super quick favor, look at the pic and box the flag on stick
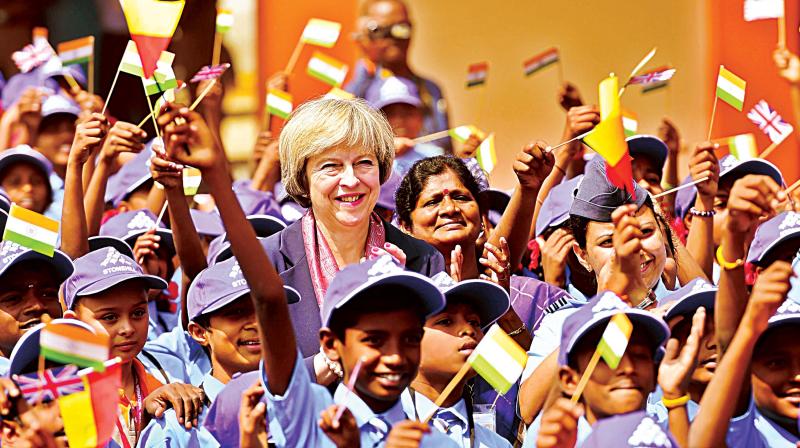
[142,51,178,95]
[58,359,121,448]
[622,109,638,137]
[523,48,559,77]
[627,66,676,86]
[748,99,793,144]
[2,205,59,256]
[467,325,527,394]
[728,133,758,160]
[57,36,94,66]
[466,62,489,88]
[716,66,747,111]
[16,365,83,404]
[597,313,634,369]
[744,0,784,21]
[642,80,670,94]
[40,323,109,372]
[267,89,293,120]
[12,42,55,73]
[190,63,230,83]
[307,51,348,87]
[449,125,486,143]
[216,8,234,33]
[476,133,497,173]
[300,18,342,48]
[120,0,185,79]
[183,167,202,196]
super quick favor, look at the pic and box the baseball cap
[0,188,11,213]
[764,299,800,332]
[432,274,510,330]
[559,291,669,367]
[321,255,445,327]
[581,410,677,448]
[365,76,423,110]
[535,175,583,237]
[99,209,174,256]
[661,278,716,322]
[569,156,648,222]
[0,240,73,284]
[187,257,300,321]
[627,135,668,173]
[377,170,402,211]
[104,141,153,207]
[8,319,99,376]
[206,215,286,264]
[87,235,135,259]
[190,209,225,238]
[62,247,168,309]
[747,211,800,267]
[40,94,80,120]
[232,184,283,219]
[479,188,511,227]
[0,145,54,180]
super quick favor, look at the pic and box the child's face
[752,326,800,421]
[669,313,717,386]
[2,399,66,447]
[196,296,261,376]
[419,302,483,381]
[0,261,62,356]
[72,280,149,363]
[338,309,423,410]
[383,103,424,139]
[632,156,663,197]
[34,115,75,170]
[1,163,49,214]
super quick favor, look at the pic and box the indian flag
[467,325,527,394]
[523,47,559,77]
[716,66,747,111]
[728,133,758,161]
[142,50,177,95]
[622,109,638,137]
[40,323,109,372]
[466,62,488,88]
[216,8,234,33]
[57,36,94,66]
[307,51,348,87]
[597,313,633,369]
[183,167,202,196]
[476,133,497,173]
[3,205,59,257]
[119,40,145,77]
[300,18,342,48]
[267,88,293,119]
[449,125,485,143]
[325,87,355,100]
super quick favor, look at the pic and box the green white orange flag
[622,109,638,137]
[716,65,747,111]
[728,133,758,160]
[307,51,348,87]
[119,40,145,77]
[120,0,185,79]
[40,322,110,371]
[2,205,59,257]
[300,18,342,48]
[267,88,293,120]
[449,125,486,143]
[467,324,527,394]
[57,36,94,66]
[476,133,497,173]
[216,8,234,34]
[59,359,121,448]
[523,47,559,77]
[597,313,634,369]
[142,50,178,95]
[183,167,202,196]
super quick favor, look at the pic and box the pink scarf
[302,210,386,306]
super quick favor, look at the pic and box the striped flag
[2,205,59,257]
[57,36,94,66]
[142,55,178,95]
[523,47,559,77]
[476,133,497,173]
[449,125,486,143]
[120,0,185,79]
[216,8,234,33]
[190,63,230,83]
[16,365,83,404]
[622,109,638,137]
[597,313,634,369]
[748,100,794,144]
[12,41,55,73]
[183,167,202,196]
[32,27,49,45]
[267,89,293,119]
[40,323,109,372]
[627,66,676,86]
[325,87,355,100]
[307,51,348,87]
[728,133,758,161]
[58,359,121,448]
[744,0,784,21]
[716,66,747,111]
[300,18,342,48]
[467,324,527,394]
[119,40,145,77]
[466,62,488,88]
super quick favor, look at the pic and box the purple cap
[8,319,99,376]
[0,188,11,213]
[40,94,80,120]
[582,410,677,448]
[232,183,283,219]
[0,240,73,284]
[747,211,800,266]
[569,156,648,222]
[765,299,800,331]
[462,157,490,192]
[205,215,286,265]
[187,257,300,321]
[627,135,668,173]
[62,247,168,309]
[1,67,58,108]
[321,255,445,327]
[559,291,669,367]
[190,209,224,238]
[535,175,583,237]
[479,188,511,227]
[661,278,716,322]
[377,170,402,211]
[104,142,153,207]
[365,76,423,110]
[433,275,510,330]
[673,175,696,220]
[99,209,174,255]
[0,145,54,180]
[87,235,135,259]
[39,56,87,87]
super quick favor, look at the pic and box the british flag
[12,41,56,73]
[627,66,676,86]
[748,100,794,144]
[190,63,231,83]
[15,365,84,404]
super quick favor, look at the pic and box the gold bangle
[507,323,527,337]
[661,394,690,409]
[716,246,745,270]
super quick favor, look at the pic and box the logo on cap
[627,416,672,447]
[779,212,800,231]
[591,292,628,313]
[229,261,246,288]
[100,248,136,275]
[127,211,156,230]
[720,156,739,171]
[776,300,800,315]
[380,77,411,98]
[0,241,23,265]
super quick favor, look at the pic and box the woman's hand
[69,113,108,165]
[658,307,705,400]
[143,383,205,429]
[449,244,463,282]
[239,382,269,448]
[319,405,360,448]
[480,237,511,291]
[541,228,575,288]
[149,151,184,191]
[513,141,555,191]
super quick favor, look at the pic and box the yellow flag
[583,75,627,166]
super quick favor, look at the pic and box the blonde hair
[279,97,395,208]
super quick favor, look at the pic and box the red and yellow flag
[120,0,185,79]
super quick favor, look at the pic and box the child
[32,95,80,182]
[0,145,54,216]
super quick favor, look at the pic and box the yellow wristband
[716,246,745,270]
[662,394,691,409]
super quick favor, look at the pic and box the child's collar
[332,383,405,429]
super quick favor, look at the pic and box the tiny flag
[3,205,59,256]
[627,66,676,86]
[183,167,202,196]
[57,36,94,66]
[16,365,83,404]
[597,313,634,369]
[267,88,293,120]
[728,133,758,161]
[59,359,122,448]
[449,125,486,143]
[523,47,559,77]
[216,8,234,34]
[40,323,109,372]
[12,41,55,73]
[190,63,230,83]
[32,27,49,45]
[748,99,794,144]
[142,50,178,96]
[744,0,784,21]
[467,324,527,394]
[642,80,669,94]
[466,62,489,88]
[300,18,342,48]
[120,0,185,79]
[325,87,355,100]
[622,109,638,137]
[716,66,747,111]
[307,51,348,87]
[476,133,497,173]
[119,40,145,77]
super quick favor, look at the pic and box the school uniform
[45,173,64,220]
[139,325,210,385]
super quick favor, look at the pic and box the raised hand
[132,229,163,275]
[659,307,706,400]
[689,142,720,206]
[319,405,360,448]
[658,118,681,155]
[149,151,184,191]
[454,134,482,159]
[726,175,784,235]
[100,121,147,164]
[70,86,104,115]
[773,47,800,85]
[239,382,269,448]
[143,382,205,429]
[745,261,793,335]
[69,113,108,165]
[480,237,512,290]
[565,105,600,139]
[267,71,289,92]
[541,228,575,288]
[536,398,583,448]
[558,82,584,111]
[513,141,556,191]
[158,104,222,171]
[601,204,649,301]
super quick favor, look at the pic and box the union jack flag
[190,63,231,83]
[747,100,794,144]
[627,66,676,86]
[15,365,84,404]
[12,41,56,73]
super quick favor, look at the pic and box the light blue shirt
[753,403,800,447]
[44,173,63,221]
[522,411,592,448]
[394,143,444,176]
[262,353,458,448]
[140,325,210,385]
[400,389,511,448]
[0,356,8,377]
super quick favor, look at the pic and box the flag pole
[101,67,121,115]
[778,14,787,49]
[546,130,593,152]
[619,47,657,98]
[284,40,305,75]
[141,82,161,139]
[760,141,780,159]
[212,31,222,66]
[413,129,451,144]
[785,177,800,195]
[137,110,153,128]
[189,79,217,111]
[707,96,719,141]
[571,349,602,404]
[421,361,473,424]
[653,176,709,199]
[88,37,95,95]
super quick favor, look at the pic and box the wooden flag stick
[333,357,364,425]
[190,78,218,111]
[422,361,472,424]
[284,40,305,74]
[653,176,709,199]
[785,178,800,195]
[63,72,80,91]
[619,47,657,97]
[571,349,602,403]
[142,82,161,139]
[101,67,121,115]
[413,129,451,144]
[212,31,223,67]
[707,96,719,141]
[156,200,169,225]
[760,141,780,160]
[778,14,787,49]
[137,110,153,128]
[88,37,95,95]
[546,130,593,152]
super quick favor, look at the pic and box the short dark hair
[395,156,482,229]
[328,285,426,340]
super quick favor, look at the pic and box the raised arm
[683,142,719,279]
